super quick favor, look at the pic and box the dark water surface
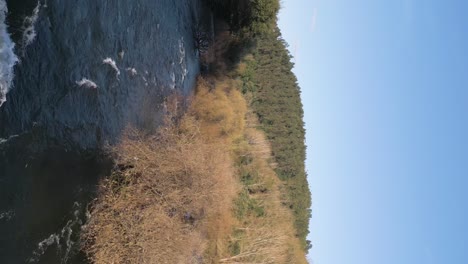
[0,0,206,262]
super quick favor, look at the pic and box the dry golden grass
[81,88,240,264]
[81,76,307,263]
[217,111,308,264]
[190,77,247,142]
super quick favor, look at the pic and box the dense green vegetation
[205,0,279,34]
[240,30,311,251]
[207,0,312,252]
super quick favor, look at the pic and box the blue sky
[278,1,468,263]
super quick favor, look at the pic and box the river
[0,0,206,262]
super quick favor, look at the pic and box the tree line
[206,0,312,252]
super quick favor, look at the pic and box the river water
[0,0,206,262]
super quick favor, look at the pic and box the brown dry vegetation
[81,83,241,263]
[217,110,308,264]
[82,42,307,263]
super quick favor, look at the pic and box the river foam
[28,202,83,263]
[0,210,14,221]
[103,57,120,78]
[76,78,98,89]
[0,0,19,107]
[21,1,41,51]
